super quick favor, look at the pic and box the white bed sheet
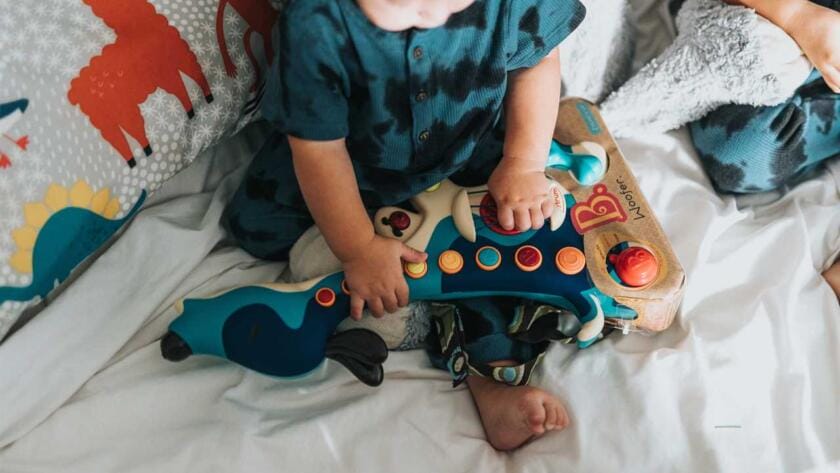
[0,120,838,473]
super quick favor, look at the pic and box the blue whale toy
[160,137,654,386]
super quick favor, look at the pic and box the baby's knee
[223,199,301,262]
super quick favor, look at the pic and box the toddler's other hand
[487,157,553,232]
[340,234,427,320]
[787,1,840,92]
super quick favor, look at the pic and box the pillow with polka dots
[0,0,284,340]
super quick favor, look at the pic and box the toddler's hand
[487,157,553,232]
[340,234,427,320]
[787,2,840,92]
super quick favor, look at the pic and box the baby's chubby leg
[467,362,569,451]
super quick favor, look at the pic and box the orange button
[404,261,428,279]
[555,247,586,275]
[438,250,464,275]
[315,288,336,308]
[514,245,542,272]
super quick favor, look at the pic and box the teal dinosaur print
[0,190,146,304]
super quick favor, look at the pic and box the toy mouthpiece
[614,247,659,287]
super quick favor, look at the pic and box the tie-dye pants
[690,69,838,193]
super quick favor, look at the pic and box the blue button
[502,367,517,383]
[476,246,501,271]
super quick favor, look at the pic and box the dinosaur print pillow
[0,0,283,340]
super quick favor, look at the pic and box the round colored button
[515,245,543,272]
[479,193,521,235]
[476,246,501,271]
[438,250,464,275]
[315,288,336,308]
[555,247,586,275]
[340,279,350,295]
[404,261,428,279]
[425,182,441,192]
[611,247,659,287]
[388,211,411,230]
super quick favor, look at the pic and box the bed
[1,114,838,472]
[1,2,839,472]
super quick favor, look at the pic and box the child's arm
[728,0,840,92]
[489,46,562,232]
[289,137,427,319]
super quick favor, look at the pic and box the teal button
[477,247,501,269]
[502,367,517,383]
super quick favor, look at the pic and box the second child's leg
[689,70,840,193]
[824,259,840,299]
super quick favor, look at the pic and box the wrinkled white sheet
[0,118,838,472]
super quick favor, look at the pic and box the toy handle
[547,140,607,186]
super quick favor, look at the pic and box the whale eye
[388,211,410,231]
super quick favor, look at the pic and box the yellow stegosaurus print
[1,181,146,304]
[9,181,121,273]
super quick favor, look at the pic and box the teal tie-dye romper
[224,0,586,379]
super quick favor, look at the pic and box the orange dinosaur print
[68,0,213,168]
[216,0,278,91]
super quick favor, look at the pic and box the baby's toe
[554,402,570,430]
[521,392,548,434]
[544,400,558,430]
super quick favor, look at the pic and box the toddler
[225,0,586,450]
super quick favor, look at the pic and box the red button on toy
[610,247,659,287]
[389,211,410,231]
[515,245,542,272]
[315,288,336,308]
[479,194,522,235]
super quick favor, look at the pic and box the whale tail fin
[325,329,388,387]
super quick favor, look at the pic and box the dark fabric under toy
[427,299,583,387]
[690,67,839,193]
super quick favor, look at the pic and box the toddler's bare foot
[466,375,569,451]
[824,260,840,300]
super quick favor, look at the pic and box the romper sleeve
[505,0,586,71]
[262,2,350,140]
